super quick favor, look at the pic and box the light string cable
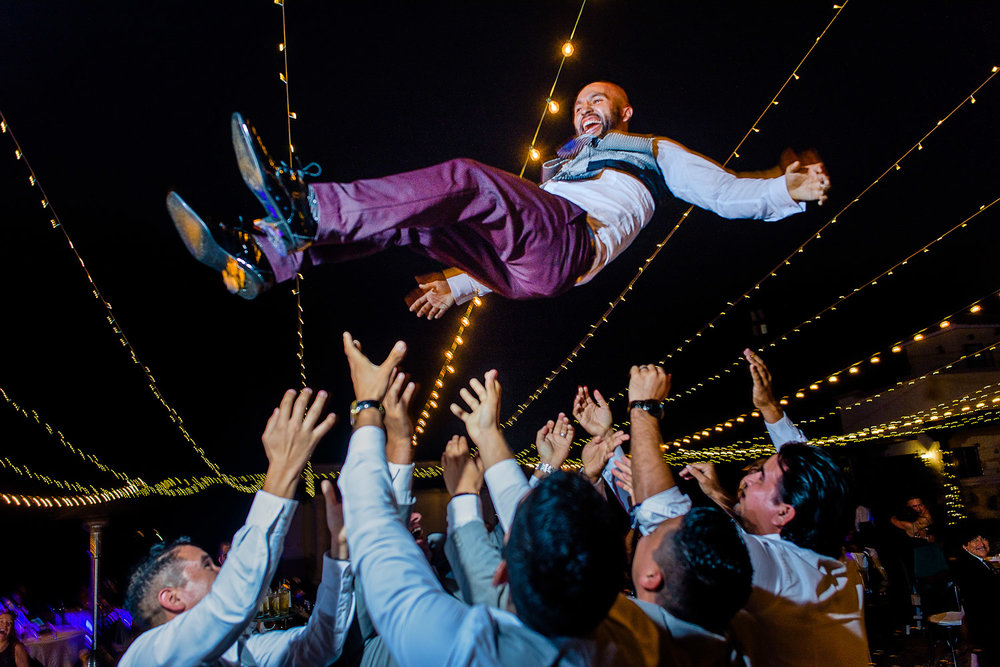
[515,290,1000,465]
[502,3,851,430]
[1,386,140,486]
[0,114,257,494]
[665,330,1000,455]
[661,193,1000,408]
[627,65,1000,402]
[273,0,315,496]
[413,0,588,445]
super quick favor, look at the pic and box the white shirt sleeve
[118,491,298,667]
[634,487,694,536]
[483,458,531,534]
[388,461,416,523]
[338,426,479,667]
[600,446,632,511]
[764,414,808,450]
[237,556,356,666]
[655,138,806,222]
[447,493,484,535]
[445,272,493,305]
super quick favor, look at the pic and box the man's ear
[491,560,509,588]
[157,587,185,614]
[620,105,634,126]
[635,565,663,594]
[772,503,796,530]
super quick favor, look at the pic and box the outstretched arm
[744,348,807,448]
[628,365,674,505]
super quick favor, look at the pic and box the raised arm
[744,348,807,448]
[530,412,573,483]
[628,364,673,505]
[451,370,528,533]
[384,369,419,521]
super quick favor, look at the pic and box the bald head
[573,81,633,138]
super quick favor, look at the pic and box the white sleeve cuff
[387,462,416,507]
[446,272,493,305]
[447,494,483,534]
[768,176,807,219]
[484,459,530,533]
[764,413,808,450]
[634,487,693,536]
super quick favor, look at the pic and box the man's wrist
[352,409,384,430]
[758,404,784,423]
[262,464,302,499]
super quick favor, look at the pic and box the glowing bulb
[736,417,745,423]
[547,99,559,114]
[528,147,541,161]
[849,367,859,374]
[828,375,839,383]
[971,305,982,313]
[445,351,453,360]
[795,392,805,399]
[473,296,482,306]
[892,345,902,353]
[939,320,950,328]
[435,380,444,388]
[561,41,574,57]
[779,399,789,405]
[914,333,925,341]
[455,336,464,345]
[461,317,470,326]
[446,365,455,374]
[430,391,439,399]
[871,356,880,364]
[810,384,820,391]
[429,401,438,408]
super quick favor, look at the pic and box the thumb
[785,160,801,174]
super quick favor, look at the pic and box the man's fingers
[277,388,298,421]
[290,387,315,425]
[381,340,408,371]
[301,389,329,429]
[593,388,607,406]
[401,380,417,406]
[458,386,479,411]
[312,412,338,442]
[450,403,469,420]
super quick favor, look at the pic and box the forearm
[473,429,514,470]
[630,409,674,504]
[483,459,530,533]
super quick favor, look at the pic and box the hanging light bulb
[561,41,574,57]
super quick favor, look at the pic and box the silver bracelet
[535,462,556,476]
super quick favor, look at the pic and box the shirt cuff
[769,176,807,217]
[634,487,693,536]
[388,462,416,507]
[446,272,493,305]
[764,413,808,450]
[447,494,483,534]
[484,459,530,532]
[246,490,299,533]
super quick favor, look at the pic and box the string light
[0,112,257,494]
[561,41,575,57]
[547,99,560,114]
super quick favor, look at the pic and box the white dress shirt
[635,414,868,666]
[447,137,805,303]
[120,491,354,667]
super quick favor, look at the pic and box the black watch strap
[628,399,666,420]
[350,399,384,426]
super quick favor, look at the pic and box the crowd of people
[103,338,963,667]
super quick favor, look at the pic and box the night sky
[1,1,998,597]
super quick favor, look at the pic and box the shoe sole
[231,113,301,255]
[166,191,267,300]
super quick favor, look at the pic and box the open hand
[628,365,671,402]
[384,369,417,463]
[572,386,613,438]
[406,273,455,320]
[261,388,337,498]
[744,348,782,423]
[581,430,628,482]
[441,435,485,497]
[342,332,407,404]
[535,413,574,467]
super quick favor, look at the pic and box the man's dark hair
[125,536,192,631]
[776,444,852,558]
[954,521,986,548]
[504,472,625,637]
[653,506,753,634]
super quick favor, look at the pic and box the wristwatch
[628,399,666,420]
[535,462,556,476]
[349,399,384,426]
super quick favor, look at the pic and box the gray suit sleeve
[443,520,509,609]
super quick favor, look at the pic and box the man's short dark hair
[125,537,192,630]
[954,521,986,548]
[504,472,625,637]
[776,444,852,558]
[653,507,752,634]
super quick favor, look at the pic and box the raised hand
[535,413,574,468]
[679,461,733,511]
[261,388,338,499]
[441,435,485,497]
[342,332,407,408]
[581,430,628,483]
[406,273,455,320]
[384,369,418,463]
[744,348,782,423]
[627,364,671,402]
[572,385,613,438]
[450,370,511,469]
[784,159,830,206]
[320,479,349,560]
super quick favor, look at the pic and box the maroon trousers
[259,158,595,300]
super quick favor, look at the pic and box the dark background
[1,1,997,602]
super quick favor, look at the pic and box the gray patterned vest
[541,132,670,203]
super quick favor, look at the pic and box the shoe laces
[276,158,322,180]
